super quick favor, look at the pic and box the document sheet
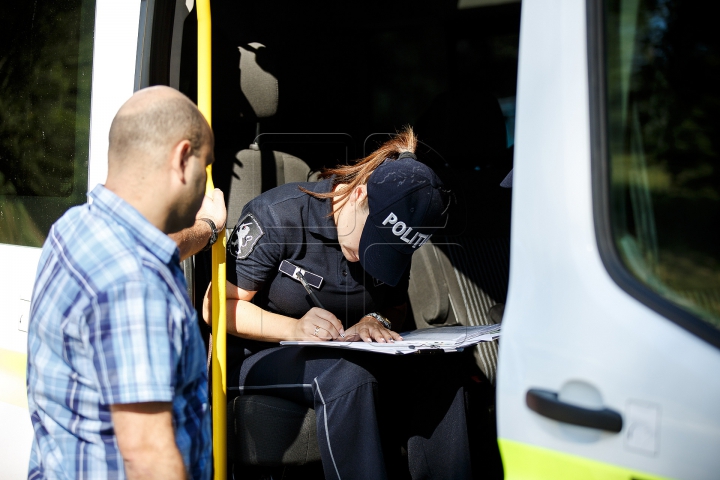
[280,324,501,355]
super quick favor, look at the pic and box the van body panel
[497,0,720,478]
[88,0,143,191]
[0,245,43,476]
[499,439,670,480]
[0,403,35,480]
[0,1,140,476]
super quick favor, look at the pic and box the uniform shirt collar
[305,177,338,241]
[88,184,180,265]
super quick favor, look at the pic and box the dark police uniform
[226,177,409,369]
[226,178,472,480]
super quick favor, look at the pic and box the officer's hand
[196,188,227,230]
[202,283,212,325]
[343,317,403,343]
[295,308,345,341]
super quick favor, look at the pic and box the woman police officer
[205,129,475,479]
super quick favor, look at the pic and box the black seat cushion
[227,395,320,466]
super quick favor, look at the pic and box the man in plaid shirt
[26,86,224,479]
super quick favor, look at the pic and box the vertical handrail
[197,1,227,479]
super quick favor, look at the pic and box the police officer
[206,128,473,480]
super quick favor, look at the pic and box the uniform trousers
[230,346,473,480]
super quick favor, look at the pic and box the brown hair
[300,126,418,211]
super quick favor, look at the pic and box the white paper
[280,324,500,355]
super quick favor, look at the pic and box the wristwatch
[365,312,392,330]
[199,218,218,251]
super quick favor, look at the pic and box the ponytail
[300,126,418,211]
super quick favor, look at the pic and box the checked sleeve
[89,282,181,405]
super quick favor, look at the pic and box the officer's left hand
[343,316,403,343]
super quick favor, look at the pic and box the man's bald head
[108,86,210,169]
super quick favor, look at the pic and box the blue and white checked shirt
[26,185,211,480]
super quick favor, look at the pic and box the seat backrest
[227,148,311,236]
[227,42,315,233]
[408,236,509,384]
[221,44,320,471]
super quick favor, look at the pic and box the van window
[604,0,720,328]
[0,0,95,247]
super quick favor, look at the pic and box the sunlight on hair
[300,126,418,211]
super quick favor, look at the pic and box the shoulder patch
[228,213,264,259]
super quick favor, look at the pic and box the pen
[297,271,345,338]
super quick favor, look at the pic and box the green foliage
[607,0,720,323]
[0,0,93,246]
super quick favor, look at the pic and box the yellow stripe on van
[499,438,670,480]
[0,349,28,409]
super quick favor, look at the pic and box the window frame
[135,0,177,90]
[587,0,720,350]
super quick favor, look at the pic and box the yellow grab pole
[197,1,227,479]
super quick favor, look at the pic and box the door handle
[526,388,623,433]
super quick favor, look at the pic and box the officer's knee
[313,359,377,403]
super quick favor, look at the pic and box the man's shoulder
[49,202,154,293]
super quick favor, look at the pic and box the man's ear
[170,139,193,183]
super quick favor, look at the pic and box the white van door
[497,0,720,479]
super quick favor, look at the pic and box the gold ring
[313,326,320,337]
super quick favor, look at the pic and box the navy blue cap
[359,155,449,286]
[500,169,513,188]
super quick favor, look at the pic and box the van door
[496,0,720,479]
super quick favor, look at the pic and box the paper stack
[280,324,501,355]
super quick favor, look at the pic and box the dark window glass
[605,0,720,328]
[0,0,95,247]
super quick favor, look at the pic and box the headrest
[238,42,278,119]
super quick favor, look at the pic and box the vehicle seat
[409,90,512,384]
[409,235,510,384]
[226,42,314,236]
[228,148,312,236]
[228,395,320,466]
[224,42,321,468]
